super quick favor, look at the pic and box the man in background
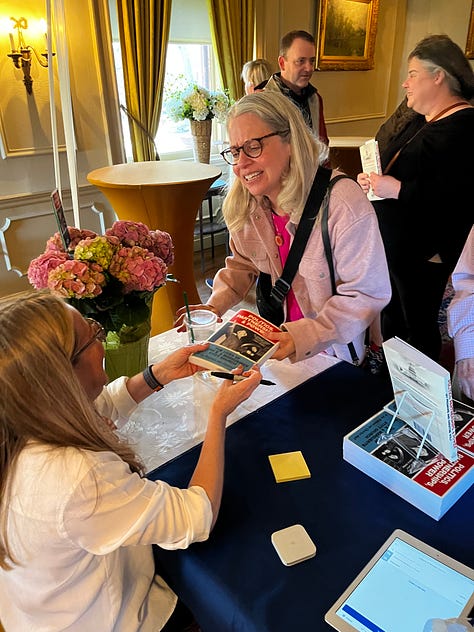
[448,225,474,404]
[262,29,329,146]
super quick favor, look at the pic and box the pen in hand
[210,371,275,386]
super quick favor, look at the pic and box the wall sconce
[6,17,54,95]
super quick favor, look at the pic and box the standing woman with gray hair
[358,34,474,361]
[177,91,391,365]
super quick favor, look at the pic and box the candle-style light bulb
[39,18,47,50]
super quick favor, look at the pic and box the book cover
[383,337,457,462]
[268,451,311,483]
[343,405,474,520]
[359,139,383,201]
[189,309,281,372]
[453,400,474,457]
[51,189,71,251]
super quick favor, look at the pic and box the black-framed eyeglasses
[72,317,106,363]
[220,130,290,166]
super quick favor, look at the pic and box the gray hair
[409,34,474,99]
[417,58,462,97]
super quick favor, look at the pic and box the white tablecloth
[119,324,340,473]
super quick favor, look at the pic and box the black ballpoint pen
[210,371,275,386]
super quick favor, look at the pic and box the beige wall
[0,0,120,295]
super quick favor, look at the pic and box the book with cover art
[189,309,280,373]
[51,189,71,251]
[383,337,457,462]
[453,400,474,457]
[359,139,383,201]
[343,404,474,520]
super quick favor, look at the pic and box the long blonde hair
[0,291,142,569]
[222,91,329,232]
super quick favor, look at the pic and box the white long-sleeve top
[448,225,474,363]
[0,379,212,631]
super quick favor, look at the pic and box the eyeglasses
[220,130,290,165]
[72,318,106,363]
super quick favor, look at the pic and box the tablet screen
[326,530,474,632]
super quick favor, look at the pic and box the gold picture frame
[466,0,474,59]
[316,0,380,71]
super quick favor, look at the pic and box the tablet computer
[325,529,474,632]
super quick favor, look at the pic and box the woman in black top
[358,34,474,360]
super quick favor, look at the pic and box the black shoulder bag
[256,166,331,326]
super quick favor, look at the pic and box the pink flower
[46,228,97,253]
[28,251,69,288]
[109,246,167,292]
[149,230,175,265]
[48,259,105,299]
[105,221,152,248]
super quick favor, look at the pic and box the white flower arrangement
[165,82,232,124]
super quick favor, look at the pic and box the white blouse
[0,380,212,631]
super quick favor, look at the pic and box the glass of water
[184,309,218,343]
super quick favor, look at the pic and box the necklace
[271,212,288,248]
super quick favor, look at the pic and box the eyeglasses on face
[72,317,106,363]
[220,130,290,165]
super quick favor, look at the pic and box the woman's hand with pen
[211,367,262,417]
[190,366,261,528]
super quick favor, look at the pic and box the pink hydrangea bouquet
[28,220,174,343]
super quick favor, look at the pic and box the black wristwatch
[142,365,164,391]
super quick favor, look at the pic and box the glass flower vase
[104,329,150,382]
[103,306,152,382]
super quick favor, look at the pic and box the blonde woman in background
[241,58,273,94]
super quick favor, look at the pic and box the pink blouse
[271,213,304,322]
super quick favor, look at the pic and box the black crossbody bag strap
[321,175,360,365]
[269,166,331,305]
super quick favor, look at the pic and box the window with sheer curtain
[110,0,226,161]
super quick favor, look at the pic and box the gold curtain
[116,0,171,161]
[207,0,255,101]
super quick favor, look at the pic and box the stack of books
[343,337,474,520]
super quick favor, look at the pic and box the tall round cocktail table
[87,160,221,334]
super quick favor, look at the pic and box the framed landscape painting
[316,0,380,71]
[466,0,474,59]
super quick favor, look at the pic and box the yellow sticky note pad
[268,451,311,483]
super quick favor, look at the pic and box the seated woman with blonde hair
[0,291,260,631]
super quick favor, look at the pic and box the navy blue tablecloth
[150,362,474,632]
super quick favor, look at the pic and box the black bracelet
[142,365,164,391]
